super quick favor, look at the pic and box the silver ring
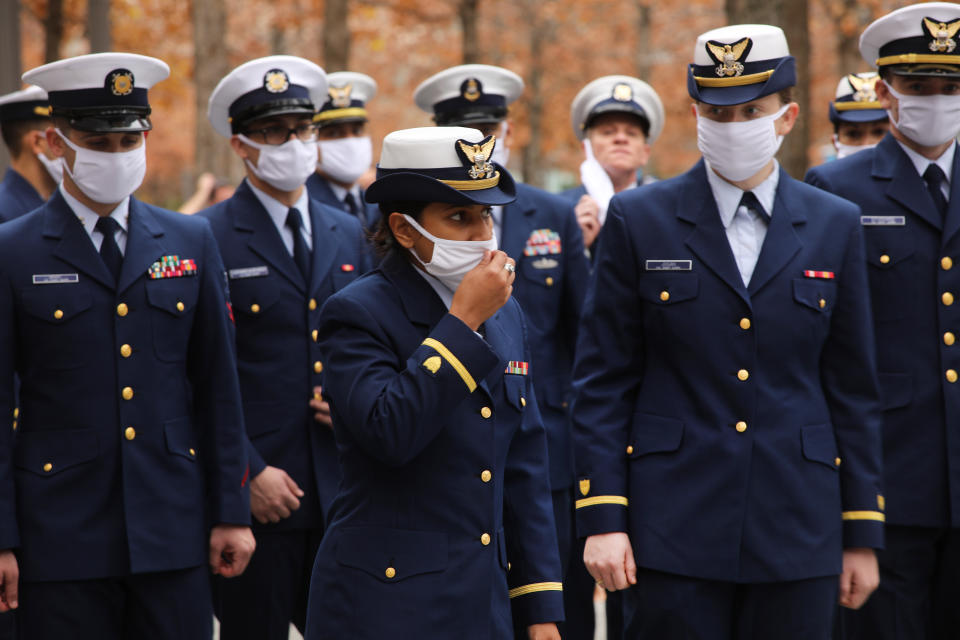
[504,263,516,273]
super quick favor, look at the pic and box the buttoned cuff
[246,438,267,479]
[842,511,885,549]
[418,313,499,394]
[573,474,628,538]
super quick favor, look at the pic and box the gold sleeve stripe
[313,107,368,122]
[842,510,885,522]
[575,495,629,509]
[421,338,477,392]
[693,69,774,88]
[833,101,883,111]
[876,53,960,67]
[439,172,501,191]
[508,582,563,599]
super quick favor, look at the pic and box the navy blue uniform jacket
[572,161,885,582]
[199,180,371,528]
[305,252,563,639]
[502,183,589,492]
[806,135,960,528]
[0,192,250,581]
[305,173,380,232]
[0,168,44,222]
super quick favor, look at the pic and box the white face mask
[403,213,497,292]
[317,135,372,185]
[832,134,877,160]
[697,104,789,182]
[37,152,63,183]
[885,81,960,148]
[490,121,510,167]
[57,128,146,204]
[239,134,317,192]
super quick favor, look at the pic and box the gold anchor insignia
[264,70,290,94]
[706,37,751,78]
[458,137,497,180]
[329,83,353,108]
[579,479,590,496]
[847,74,879,103]
[422,356,442,374]
[923,17,960,53]
[463,78,481,102]
[109,71,134,96]
[612,83,633,102]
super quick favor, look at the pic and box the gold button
[42,462,52,472]
[943,257,954,271]
[507,562,512,571]
[314,391,322,401]
[11,421,16,431]
[251,303,261,313]
[545,277,554,287]
[122,386,134,400]
[835,457,842,467]
[176,301,185,312]
[314,361,323,373]
[481,407,492,419]
[947,369,958,383]
[117,303,128,317]
[13,408,18,419]
[125,427,136,441]
[945,292,955,306]
[481,470,492,483]
[946,332,956,346]
[309,298,318,311]
[739,318,751,330]
[53,309,63,320]
[189,448,196,456]
[312,329,318,342]
[561,401,569,409]
[520,397,526,407]
[480,533,491,546]
[880,254,890,264]
[660,291,670,302]
[819,298,826,309]
[737,369,749,381]
[385,567,396,579]
[120,344,132,358]
[626,445,634,455]
[735,421,747,433]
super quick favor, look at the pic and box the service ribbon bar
[148,255,198,279]
[505,361,529,375]
[803,270,835,279]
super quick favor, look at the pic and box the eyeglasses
[243,123,318,145]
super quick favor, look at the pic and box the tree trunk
[191,0,235,187]
[634,1,652,79]
[0,0,22,172]
[323,0,351,71]
[45,0,64,63]
[520,0,555,188]
[459,0,479,64]
[88,0,112,52]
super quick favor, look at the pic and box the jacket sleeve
[820,211,885,549]
[188,223,251,526]
[0,264,18,550]
[504,305,564,627]
[571,198,644,538]
[317,293,500,466]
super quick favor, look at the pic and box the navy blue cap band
[48,87,149,111]
[228,84,313,127]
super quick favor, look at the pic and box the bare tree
[88,0,112,52]
[634,1,652,79]
[45,0,64,63]
[459,0,479,64]
[324,0,351,71]
[0,0,23,172]
[520,0,557,188]
[191,0,235,186]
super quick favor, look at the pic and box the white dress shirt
[247,179,313,253]
[60,184,130,254]
[704,160,780,287]
[897,139,955,201]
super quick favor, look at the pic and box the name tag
[645,260,692,271]
[229,266,269,280]
[860,216,905,226]
[532,257,559,270]
[32,273,79,285]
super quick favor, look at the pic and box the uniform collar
[414,266,454,309]
[327,180,361,203]
[246,178,312,236]
[59,183,129,236]
[704,158,780,228]
[895,138,955,185]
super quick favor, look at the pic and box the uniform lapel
[118,199,167,294]
[233,181,306,292]
[679,162,751,306]
[874,134,942,232]
[308,201,338,292]
[747,170,805,296]
[500,189,536,261]
[380,251,449,329]
[44,191,115,290]
[941,142,960,244]
[480,311,510,392]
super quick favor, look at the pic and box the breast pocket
[145,279,200,362]
[637,273,699,306]
[863,227,916,323]
[515,258,563,332]
[19,284,94,369]
[793,278,837,315]
[229,276,282,318]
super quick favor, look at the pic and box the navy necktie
[95,216,122,283]
[924,164,949,221]
[738,191,771,223]
[344,191,367,228]
[286,207,311,281]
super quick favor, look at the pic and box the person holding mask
[306,71,380,232]
[304,126,563,640]
[573,25,884,639]
[805,4,960,638]
[562,75,664,255]
[827,72,889,161]
[0,86,60,222]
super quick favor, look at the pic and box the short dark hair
[372,201,429,258]
[777,87,794,105]
[0,118,48,157]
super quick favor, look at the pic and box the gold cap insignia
[456,136,498,180]
[612,83,633,102]
[462,78,482,102]
[848,74,879,103]
[108,70,135,96]
[264,69,290,94]
[329,83,353,108]
[706,37,752,78]
[422,356,442,374]
[579,479,590,496]
[923,17,960,54]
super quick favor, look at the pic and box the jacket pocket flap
[800,424,839,469]
[878,372,912,411]
[793,279,837,312]
[638,275,699,305]
[164,418,197,460]
[336,527,448,583]
[15,428,98,475]
[20,286,93,323]
[628,413,684,457]
[145,281,198,316]
[503,375,527,411]
[229,278,281,315]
